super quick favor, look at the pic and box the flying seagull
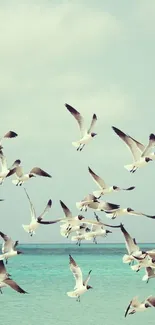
[112,126,155,173]
[23,189,59,236]
[76,194,100,211]
[120,223,145,264]
[0,150,21,185]
[67,255,93,302]
[104,207,155,220]
[85,213,112,244]
[88,166,135,198]
[142,267,155,283]
[71,224,91,246]
[0,131,18,150]
[11,166,52,186]
[125,296,155,317]
[0,231,22,264]
[65,103,97,151]
[0,259,27,294]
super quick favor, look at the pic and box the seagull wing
[146,296,155,307]
[24,188,36,221]
[112,126,144,162]
[65,103,85,137]
[83,270,92,286]
[88,167,107,189]
[60,200,73,218]
[0,151,8,172]
[9,159,21,170]
[120,223,139,254]
[0,259,7,277]
[30,167,52,178]
[87,114,97,134]
[129,211,155,219]
[141,133,155,157]
[101,202,120,210]
[15,166,24,177]
[3,131,18,139]
[69,255,83,289]
[37,199,52,222]
[145,267,155,277]
[3,278,28,294]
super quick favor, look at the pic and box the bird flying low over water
[0,131,18,150]
[67,255,93,302]
[11,166,52,186]
[85,213,112,244]
[104,207,155,220]
[65,103,97,151]
[23,189,58,236]
[0,231,22,264]
[0,259,27,294]
[125,296,155,317]
[88,166,135,198]
[71,224,91,246]
[0,150,21,185]
[112,126,155,173]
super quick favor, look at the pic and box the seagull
[131,254,155,272]
[0,231,22,264]
[23,189,59,236]
[0,150,21,185]
[125,296,155,317]
[85,213,112,244]
[112,126,155,173]
[0,259,27,294]
[142,267,155,283]
[71,225,91,246]
[120,223,145,264]
[76,194,100,211]
[67,255,93,302]
[104,207,155,220]
[60,223,87,239]
[0,131,18,150]
[88,166,135,198]
[65,103,97,151]
[12,166,52,186]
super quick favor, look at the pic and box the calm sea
[1,243,155,325]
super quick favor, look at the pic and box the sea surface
[1,243,155,325]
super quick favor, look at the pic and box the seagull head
[127,207,134,213]
[106,230,112,234]
[17,250,23,254]
[113,185,119,191]
[145,157,152,163]
[87,285,93,290]
[78,215,85,220]
[29,173,36,178]
[91,132,97,137]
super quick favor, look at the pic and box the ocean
[1,243,155,325]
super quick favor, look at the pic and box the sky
[0,0,155,243]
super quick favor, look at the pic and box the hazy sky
[1,0,155,244]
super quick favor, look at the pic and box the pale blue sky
[1,0,155,243]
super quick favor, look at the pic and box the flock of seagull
[1,104,155,316]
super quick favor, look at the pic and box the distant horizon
[15,242,155,245]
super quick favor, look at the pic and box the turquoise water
[1,243,155,325]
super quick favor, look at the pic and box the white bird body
[67,255,92,302]
[125,296,155,317]
[112,126,155,173]
[12,166,51,186]
[65,103,97,151]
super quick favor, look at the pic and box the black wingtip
[149,133,155,140]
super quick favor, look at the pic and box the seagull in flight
[120,223,146,265]
[67,255,93,302]
[71,224,91,246]
[0,131,18,150]
[0,150,21,185]
[12,166,52,186]
[85,213,113,244]
[125,296,155,317]
[88,166,135,198]
[104,207,155,220]
[65,103,97,151]
[112,126,155,173]
[0,259,27,294]
[23,189,59,236]
[0,231,22,264]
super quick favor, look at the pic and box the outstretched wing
[65,103,85,137]
[69,255,83,289]
[37,199,52,222]
[87,114,97,134]
[30,167,52,178]
[24,188,36,221]
[60,200,73,218]
[120,223,139,254]
[88,167,106,189]
[4,278,28,294]
[83,270,92,286]
[112,126,144,162]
